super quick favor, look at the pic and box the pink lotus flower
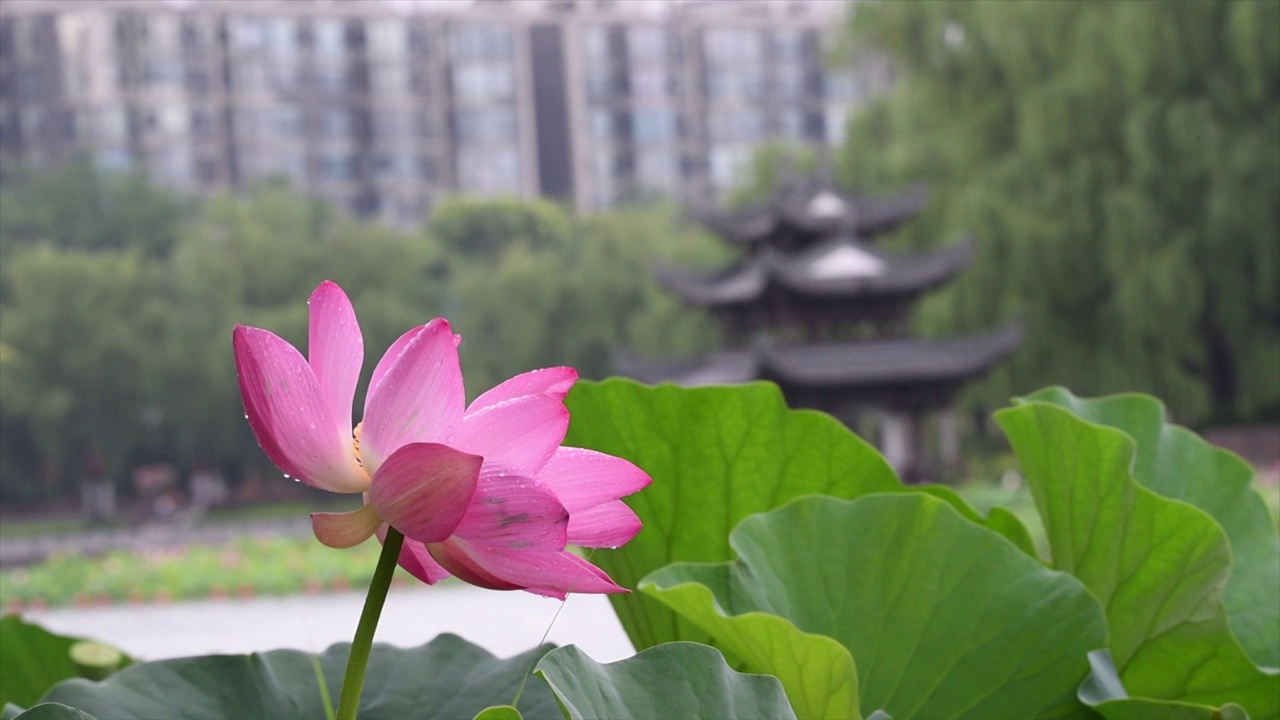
[233,280,649,597]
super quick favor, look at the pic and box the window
[582,26,609,62]
[271,107,303,137]
[585,68,612,102]
[455,147,520,193]
[230,63,266,93]
[313,64,349,94]
[776,68,806,101]
[372,111,412,140]
[318,108,353,139]
[636,151,676,190]
[231,18,265,51]
[628,26,667,61]
[233,109,261,138]
[588,110,613,140]
[704,28,761,65]
[709,145,750,188]
[772,29,806,63]
[708,111,763,142]
[268,62,301,93]
[451,108,517,143]
[367,19,407,59]
[419,156,437,180]
[95,107,127,144]
[147,60,184,87]
[631,69,672,100]
[319,152,357,181]
[779,110,805,141]
[370,63,408,94]
[148,148,192,185]
[449,23,512,62]
[95,148,133,173]
[451,64,513,103]
[372,152,415,181]
[314,20,346,60]
[157,106,187,135]
[416,111,439,140]
[632,110,677,142]
[267,18,297,59]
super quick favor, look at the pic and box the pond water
[23,583,634,663]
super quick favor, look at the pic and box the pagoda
[622,175,1021,482]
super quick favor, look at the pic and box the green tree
[0,156,189,263]
[726,141,817,209]
[0,245,168,499]
[429,196,573,260]
[837,0,1280,424]
[450,201,726,395]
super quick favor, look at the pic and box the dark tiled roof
[698,177,929,244]
[654,237,973,307]
[623,324,1023,389]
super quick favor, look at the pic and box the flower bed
[0,535,419,611]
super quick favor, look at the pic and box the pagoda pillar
[880,411,912,478]
[908,410,929,483]
[938,407,961,472]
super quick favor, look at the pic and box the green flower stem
[336,527,404,720]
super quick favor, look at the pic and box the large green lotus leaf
[563,379,900,651]
[32,634,559,720]
[1078,650,1251,720]
[563,379,1036,651]
[0,615,133,709]
[1024,387,1280,669]
[643,494,1106,720]
[638,568,859,719]
[996,401,1279,718]
[10,705,97,720]
[535,642,797,720]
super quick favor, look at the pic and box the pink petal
[307,281,363,427]
[361,319,465,475]
[566,500,642,548]
[368,325,426,401]
[312,503,381,548]
[452,463,569,552]
[467,367,578,415]
[378,525,452,584]
[233,325,368,493]
[453,395,569,477]
[368,442,482,543]
[537,447,652,513]
[428,539,627,597]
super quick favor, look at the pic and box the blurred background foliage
[1,0,1277,508]
[826,0,1280,426]
[0,160,724,505]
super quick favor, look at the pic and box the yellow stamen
[352,422,364,468]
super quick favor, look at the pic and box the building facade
[0,0,888,225]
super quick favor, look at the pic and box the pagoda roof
[699,177,929,244]
[618,324,1023,390]
[654,237,973,307]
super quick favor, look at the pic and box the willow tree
[837,0,1280,424]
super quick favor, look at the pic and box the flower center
[352,422,364,469]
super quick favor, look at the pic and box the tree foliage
[833,0,1280,423]
[0,167,721,504]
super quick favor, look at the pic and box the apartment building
[0,0,884,225]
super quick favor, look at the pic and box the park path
[23,583,635,664]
